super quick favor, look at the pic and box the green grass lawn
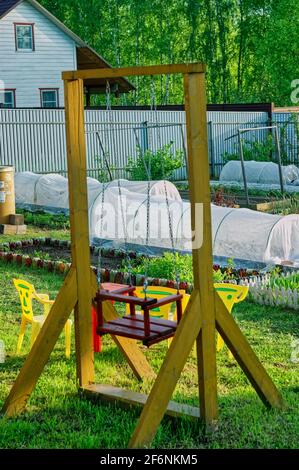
[0,219,298,449]
[0,261,298,449]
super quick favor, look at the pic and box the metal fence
[0,108,298,180]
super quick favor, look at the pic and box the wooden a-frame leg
[2,268,78,417]
[129,291,201,449]
[215,293,284,409]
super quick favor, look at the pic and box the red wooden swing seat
[95,287,183,347]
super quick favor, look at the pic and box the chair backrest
[214,283,249,313]
[128,286,190,319]
[13,278,35,321]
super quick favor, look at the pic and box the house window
[40,89,59,108]
[0,90,16,109]
[15,24,34,51]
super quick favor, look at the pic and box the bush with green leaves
[223,135,278,164]
[19,210,70,230]
[126,143,184,181]
[127,252,235,284]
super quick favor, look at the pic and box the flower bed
[1,238,297,309]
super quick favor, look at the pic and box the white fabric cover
[220,161,299,185]
[14,172,299,266]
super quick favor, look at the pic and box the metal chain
[150,77,180,292]
[97,180,107,287]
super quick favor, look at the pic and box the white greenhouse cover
[220,161,299,185]
[14,172,299,266]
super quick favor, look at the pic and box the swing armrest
[147,294,183,311]
[97,291,157,307]
[101,285,136,295]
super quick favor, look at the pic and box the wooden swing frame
[2,63,283,448]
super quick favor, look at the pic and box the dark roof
[0,0,22,19]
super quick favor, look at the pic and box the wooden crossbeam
[62,63,205,81]
[215,293,284,409]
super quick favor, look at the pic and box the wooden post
[184,72,218,424]
[64,79,94,387]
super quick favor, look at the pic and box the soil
[19,245,126,271]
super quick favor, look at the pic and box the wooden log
[9,214,25,226]
[62,63,206,81]
[83,384,200,420]
[0,224,27,235]
[184,72,218,424]
[64,78,94,387]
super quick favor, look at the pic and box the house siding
[0,0,77,107]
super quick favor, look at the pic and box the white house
[0,0,132,109]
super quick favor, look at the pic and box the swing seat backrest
[13,279,36,323]
[214,283,249,313]
[126,286,190,320]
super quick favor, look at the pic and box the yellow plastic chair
[215,283,249,354]
[125,286,190,320]
[13,278,72,359]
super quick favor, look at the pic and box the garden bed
[1,238,297,309]
[179,188,297,212]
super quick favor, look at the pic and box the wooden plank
[99,324,164,342]
[184,72,218,424]
[91,272,155,381]
[109,318,175,335]
[62,63,205,81]
[64,79,94,387]
[83,384,200,420]
[2,268,77,417]
[129,291,201,448]
[122,314,177,329]
[9,214,25,226]
[0,224,27,235]
[215,293,284,409]
[98,291,158,307]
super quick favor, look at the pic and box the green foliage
[130,252,193,282]
[269,270,299,291]
[129,252,235,283]
[223,135,276,163]
[39,0,299,106]
[18,210,70,230]
[126,143,183,181]
[269,196,299,215]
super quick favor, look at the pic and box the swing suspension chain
[106,79,134,287]
[117,178,133,287]
[97,180,108,287]
[150,77,180,292]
